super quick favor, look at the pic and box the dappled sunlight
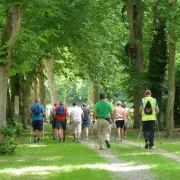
[40,156,63,161]
[0,162,153,176]
[18,144,47,148]
[122,152,158,156]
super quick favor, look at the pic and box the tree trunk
[0,4,23,127]
[6,86,12,121]
[89,81,99,109]
[21,84,31,126]
[10,75,20,113]
[36,66,46,111]
[148,0,167,113]
[166,1,177,137]
[125,0,144,128]
[44,58,57,105]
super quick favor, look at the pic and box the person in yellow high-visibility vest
[139,90,160,149]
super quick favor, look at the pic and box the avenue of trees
[0,0,180,137]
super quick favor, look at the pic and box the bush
[0,137,17,155]
[0,122,23,155]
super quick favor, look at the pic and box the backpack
[58,106,64,115]
[144,101,152,115]
[34,105,41,115]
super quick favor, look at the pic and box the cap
[144,90,151,95]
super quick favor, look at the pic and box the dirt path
[83,141,156,180]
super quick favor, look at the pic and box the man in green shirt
[93,93,113,150]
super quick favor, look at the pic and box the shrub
[0,137,17,155]
[0,122,23,155]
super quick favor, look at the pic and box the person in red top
[54,101,68,142]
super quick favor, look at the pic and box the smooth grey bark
[44,58,58,105]
[0,4,23,127]
[166,0,177,137]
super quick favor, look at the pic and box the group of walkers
[30,89,159,151]
[49,101,90,142]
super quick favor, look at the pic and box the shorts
[56,120,67,130]
[51,119,56,129]
[72,120,81,134]
[82,119,90,129]
[32,120,43,131]
[116,120,124,129]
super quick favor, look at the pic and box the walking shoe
[34,139,37,143]
[85,137,88,141]
[145,141,150,149]
[118,139,123,142]
[105,140,111,148]
[149,146,154,149]
[37,138,40,143]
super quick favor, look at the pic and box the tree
[0,1,23,127]
[125,0,144,128]
[166,0,177,137]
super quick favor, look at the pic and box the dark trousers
[142,121,155,147]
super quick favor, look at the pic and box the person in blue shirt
[30,98,45,143]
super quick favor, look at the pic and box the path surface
[83,140,156,180]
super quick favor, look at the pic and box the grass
[0,125,113,180]
[1,124,180,180]
[111,130,180,180]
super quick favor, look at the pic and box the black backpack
[58,106,64,115]
[144,101,152,115]
[34,105,41,115]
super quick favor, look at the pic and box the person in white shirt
[70,102,84,142]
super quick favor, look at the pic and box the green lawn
[110,131,180,180]
[1,125,180,180]
[0,126,113,180]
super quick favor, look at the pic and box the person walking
[93,93,113,150]
[49,102,58,140]
[30,98,45,143]
[54,101,68,142]
[70,102,84,142]
[113,101,126,142]
[139,90,159,149]
[81,103,90,141]
[121,102,130,140]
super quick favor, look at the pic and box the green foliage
[0,137,17,155]
[0,122,23,155]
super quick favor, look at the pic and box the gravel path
[83,141,156,180]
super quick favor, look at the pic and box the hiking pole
[156,119,161,145]
[113,124,117,149]
[42,119,45,140]
[30,127,32,143]
[137,123,142,148]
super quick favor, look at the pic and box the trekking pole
[113,123,117,149]
[156,119,161,145]
[42,119,44,140]
[30,126,32,143]
[137,122,142,148]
